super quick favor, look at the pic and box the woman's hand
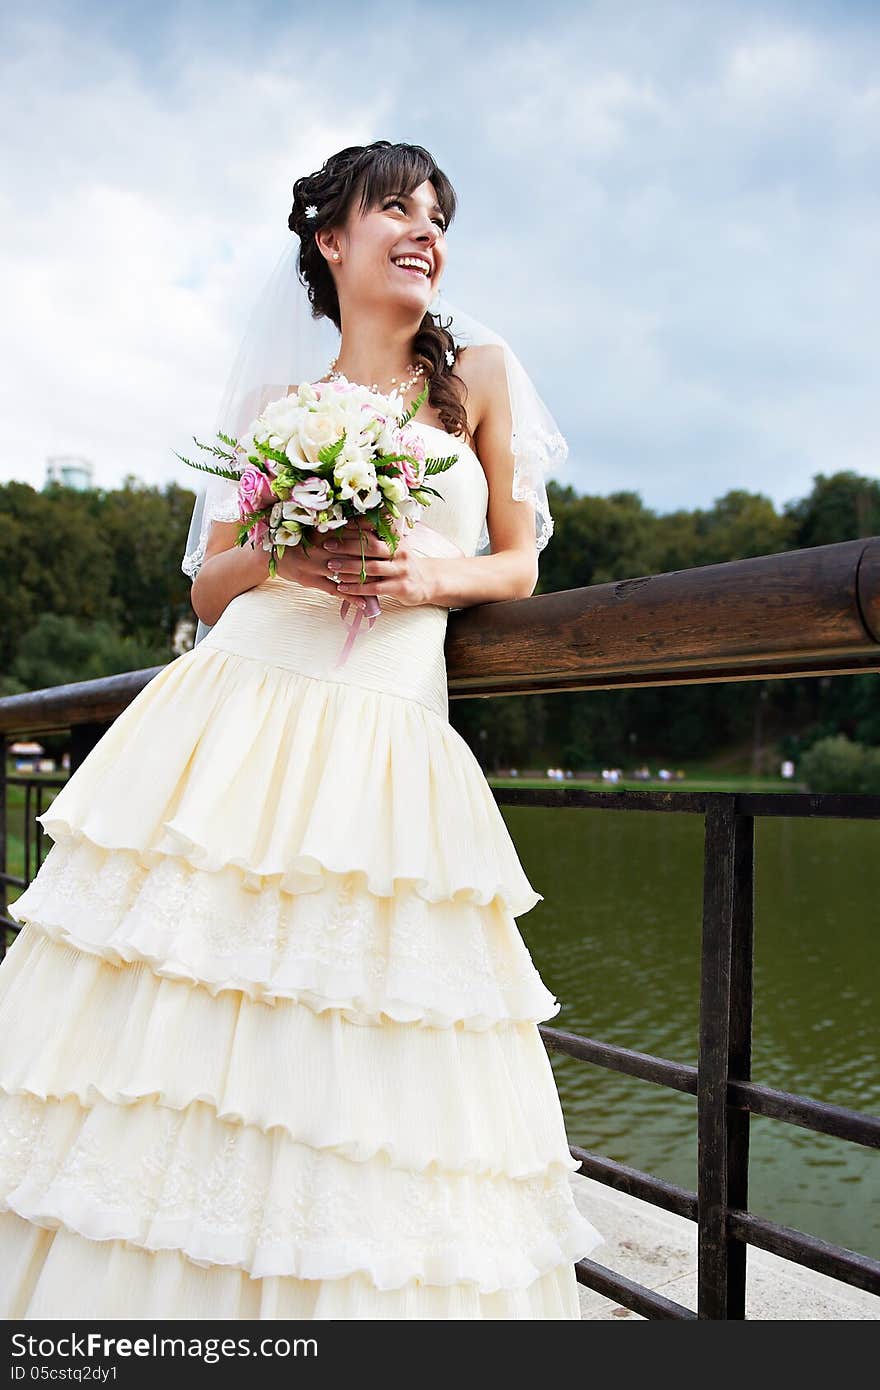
[278,517,437,608]
[273,520,368,608]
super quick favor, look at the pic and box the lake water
[505,803,879,1261]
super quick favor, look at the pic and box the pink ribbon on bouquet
[333,519,465,669]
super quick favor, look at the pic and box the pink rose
[396,429,425,486]
[238,464,275,519]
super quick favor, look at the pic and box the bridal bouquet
[175,377,457,579]
[175,377,461,665]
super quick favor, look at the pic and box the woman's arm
[328,346,542,612]
[190,521,269,628]
[427,344,539,607]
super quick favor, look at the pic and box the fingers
[322,521,399,556]
[305,571,367,609]
[331,535,398,559]
[278,547,366,609]
[320,551,406,582]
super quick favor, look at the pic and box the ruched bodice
[199,422,490,721]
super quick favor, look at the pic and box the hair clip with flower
[305,204,318,219]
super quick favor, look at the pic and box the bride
[0,140,604,1319]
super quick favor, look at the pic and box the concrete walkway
[570,1171,879,1319]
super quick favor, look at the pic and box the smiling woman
[0,140,595,1323]
[289,142,471,443]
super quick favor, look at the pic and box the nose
[413,210,440,247]
[414,229,439,270]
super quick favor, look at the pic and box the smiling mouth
[392,261,431,280]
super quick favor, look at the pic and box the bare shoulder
[455,343,506,434]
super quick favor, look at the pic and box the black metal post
[698,798,742,1317]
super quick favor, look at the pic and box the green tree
[10,613,169,690]
[694,489,795,564]
[3,464,877,776]
[99,478,196,644]
[800,733,880,794]
[785,471,880,548]
[0,482,118,669]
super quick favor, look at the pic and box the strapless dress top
[199,421,490,721]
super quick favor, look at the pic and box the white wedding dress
[0,420,604,1319]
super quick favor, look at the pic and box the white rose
[262,395,301,427]
[259,426,296,452]
[285,434,309,465]
[319,397,350,428]
[297,410,340,464]
[259,397,302,444]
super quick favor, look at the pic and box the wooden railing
[1,536,879,1319]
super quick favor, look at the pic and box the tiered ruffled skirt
[0,632,603,1318]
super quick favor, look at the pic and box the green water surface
[505,803,879,1261]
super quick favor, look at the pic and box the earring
[332,252,340,260]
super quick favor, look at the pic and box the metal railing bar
[570,1152,880,1298]
[492,786,880,820]
[569,1146,698,1221]
[729,1081,880,1148]
[540,1025,698,1094]
[726,1209,880,1296]
[6,776,66,789]
[543,1028,880,1146]
[0,874,27,891]
[574,1255,698,1320]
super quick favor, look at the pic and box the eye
[384,197,446,232]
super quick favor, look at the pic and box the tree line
[2,469,878,777]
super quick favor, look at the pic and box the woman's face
[325,177,448,313]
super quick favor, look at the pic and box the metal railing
[1,536,879,1319]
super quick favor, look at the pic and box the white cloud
[1,0,878,526]
[0,12,386,493]
[723,31,821,102]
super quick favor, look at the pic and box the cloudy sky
[2,0,878,521]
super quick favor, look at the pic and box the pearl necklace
[326,355,425,397]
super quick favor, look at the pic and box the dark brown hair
[288,141,470,443]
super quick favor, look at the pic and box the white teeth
[392,256,431,276]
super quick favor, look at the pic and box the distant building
[45,456,94,490]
